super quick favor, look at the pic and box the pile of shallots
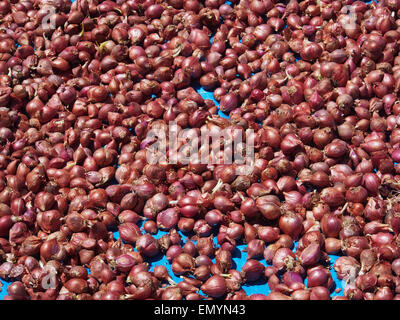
[0,0,400,300]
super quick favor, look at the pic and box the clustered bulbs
[1,0,400,300]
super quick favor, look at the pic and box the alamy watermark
[37,1,361,37]
[144,121,255,175]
